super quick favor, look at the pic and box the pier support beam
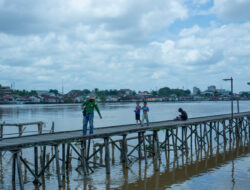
[104,137,110,174]
[138,132,142,159]
[11,151,24,190]
[121,134,128,167]
[54,145,62,188]
[142,132,147,164]
[153,130,160,161]
[34,146,39,184]
[16,152,24,190]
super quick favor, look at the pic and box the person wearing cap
[81,94,102,135]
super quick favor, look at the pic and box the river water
[0,101,250,190]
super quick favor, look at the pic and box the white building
[119,89,133,95]
[207,85,216,92]
[193,87,200,94]
[36,90,50,96]
[28,96,41,103]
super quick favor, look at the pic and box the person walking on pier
[142,101,149,126]
[175,108,188,121]
[134,101,142,126]
[81,94,102,135]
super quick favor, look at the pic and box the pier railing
[0,121,55,139]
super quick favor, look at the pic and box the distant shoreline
[0,99,249,105]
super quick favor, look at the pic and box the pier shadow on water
[114,138,250,190]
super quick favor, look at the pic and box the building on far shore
[207,85,216,92]
[0,85,13,97]
[193,87,200,95]
[119,89,133,95]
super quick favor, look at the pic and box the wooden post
[87,138,91,160]
[62,143,65,177]
[111,142,115,164]
[18,125,23,137]
[175,128,178,154]
[204,123,209,149]
[181,127,184,150]
[38,122,42,134]
[46,153,50,172]
[16,152,24,190]
[100,144,103,165]
[51,122,55,133]
[12,152,16,183]
[80,141,87,176]
[119,141,123,161]
[142,132,147,164]
[190,125,193,162]
[223,120,226,143]
[153,130,160,161]
[235,118,239,138]
[104,137,110,174]
[171,128,177,157]
[184,126,188,152]
[55,145,62,188]
[42,146,46,174]
[138,132,142,159]
[122,134,128,167]
[209,122,212,149]
[0,124,3,139]
[34,146,39,184]
[229,119,232,142]
[216,122,219,146]
[93,145,97,167]
[66,143,70,170]
[164,129,168,150]
[166,129,170,152]
[199,124,203,150]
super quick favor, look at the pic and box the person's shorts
[135,114,140,120]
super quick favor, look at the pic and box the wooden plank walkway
[1,112,250,151]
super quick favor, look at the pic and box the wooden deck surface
[0,112,250,151]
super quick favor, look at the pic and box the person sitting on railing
[175,108,188,121]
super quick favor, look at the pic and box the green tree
[49,89,59,95]
[151,90,158,96]
[30,90,38,96]
[82,89,91,95]
[158,87,171,96]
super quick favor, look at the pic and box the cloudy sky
[0,0,250,93]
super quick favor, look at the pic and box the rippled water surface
[0,101,250,190]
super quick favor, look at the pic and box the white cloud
[0,0,250,92]
[212,0,250,20]
[192,0,210,5]
[140,1,188,30]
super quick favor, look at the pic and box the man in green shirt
[81,94,102,135]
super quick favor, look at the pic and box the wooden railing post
[51,122,55,133]
[18,125,23,137]
[38,122,43,134]
[0,124,3,139]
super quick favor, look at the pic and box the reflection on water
[115,139,250,190]
[0,102,250,190]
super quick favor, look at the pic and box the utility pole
[62,80,64,95]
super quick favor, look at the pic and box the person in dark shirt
[134,101,142,125]
[175,108,188,121]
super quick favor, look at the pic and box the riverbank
[1,99,249,105]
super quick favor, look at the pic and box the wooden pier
[0,111,250,189]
